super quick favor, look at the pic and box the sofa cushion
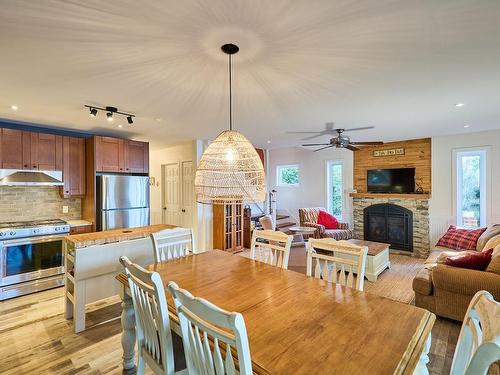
[436,225,487,251]
[486,245,500,275]
[413,268,433,295]
[445,248,493,271]
[323,229,353,240]
[317,210,339,229]
[483,233,500,253]
[476,224,500,251]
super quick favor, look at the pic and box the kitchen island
[64,224,175,333]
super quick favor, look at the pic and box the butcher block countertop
[64,224,176,249]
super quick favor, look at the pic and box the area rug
[238,247,424,304]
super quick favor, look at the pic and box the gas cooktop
[0,219,69,240]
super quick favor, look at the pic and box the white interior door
[181,160,195,228]
[162,162,181,226]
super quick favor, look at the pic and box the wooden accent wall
[353,138,431,194]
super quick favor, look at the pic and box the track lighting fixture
[84,105,135,125]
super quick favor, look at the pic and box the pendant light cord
[229,53,233,131]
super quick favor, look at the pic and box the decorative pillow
[483,234,500,254]
[436,250,476,264]
[445,248,493,270]
[436,225,487,251]
[317,210,339,230]
[485,245,500,275]
[476,224,500,251]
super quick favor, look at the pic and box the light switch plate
[62,205,69,214]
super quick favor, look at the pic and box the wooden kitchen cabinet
[0,128,24,169]
[0,129,62,170]
[61,136,85,197]
[95,136,149,173]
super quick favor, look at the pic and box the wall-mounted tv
[367,168,415,193]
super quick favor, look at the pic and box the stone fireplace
[353,197,430,258]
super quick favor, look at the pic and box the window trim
[325,160,344,220]
[452,146,490,228]
[276,164,300,187]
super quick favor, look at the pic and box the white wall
[430,129,500,244]
[268,147,354,225]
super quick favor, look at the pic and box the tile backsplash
[0,186,81,222]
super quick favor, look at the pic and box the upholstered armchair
[298,207,353,240]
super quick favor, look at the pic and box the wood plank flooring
[0,251,462,375]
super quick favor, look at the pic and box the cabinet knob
[181,209,186,213]
[24,164,28,168]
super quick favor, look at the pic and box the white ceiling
[1,0,499,150]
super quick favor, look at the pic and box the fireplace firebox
[363,203,413,252]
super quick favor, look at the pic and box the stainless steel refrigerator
[96,175,150,231]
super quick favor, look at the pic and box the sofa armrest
[303,222,325,238]
[338,222,349,230]
[432,264,500,299]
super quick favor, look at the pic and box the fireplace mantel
[349,193,431,199]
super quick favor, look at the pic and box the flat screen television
[367,168,415,193]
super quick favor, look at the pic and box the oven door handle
[1,234,68,247]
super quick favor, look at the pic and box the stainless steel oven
[0,219,68,300]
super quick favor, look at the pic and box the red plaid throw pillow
[436,225,487,251]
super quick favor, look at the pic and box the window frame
[276,164,300,187]
[452,147,490,228]
[325,160,344,220]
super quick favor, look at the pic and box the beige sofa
[413,225,500,321]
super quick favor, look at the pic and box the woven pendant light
[195,44,266,204]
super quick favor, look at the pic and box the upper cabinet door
[0,128,24,169]
[31,133,62,171]
[95,136,124,172]
[124,140,149,173]
[61,136,85,197]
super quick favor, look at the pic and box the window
[326,161,343,219]
[277,164,299,186]
[455,149,487,228]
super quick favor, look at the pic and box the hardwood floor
[0,255,461,375]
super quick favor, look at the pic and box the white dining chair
[151,227,194,263]
[450,290,500,375]
[119,256,186,375]
[250,229,293,269]
[167,281,253,375]
[306,238,368,291]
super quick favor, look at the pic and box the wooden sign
[373,148,405,157]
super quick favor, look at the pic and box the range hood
[0,169,64,186]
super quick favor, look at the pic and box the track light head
[106,112,113,121]
[89,108,97,117]
[127,116,133,124]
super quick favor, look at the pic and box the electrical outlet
[62,206,69,214]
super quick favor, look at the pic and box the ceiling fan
[287,122,374,141]
[301,128,383,152]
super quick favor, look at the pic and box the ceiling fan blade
[302,143,331,146]
[301,133,328,141]
[349,141,384,145]
[345,144,360,151]
[287,131,323,134]
[342,126,374,132]
[314,145,334,152]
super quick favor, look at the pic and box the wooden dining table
[116,250,435,375]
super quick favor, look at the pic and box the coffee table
[347,239,391,282]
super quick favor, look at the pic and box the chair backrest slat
[151,227,195,263]
[250,229,293,269]
[119,256,175,375]
[451,290,500,375]
[306,238,368,291]
[168,282,253,375]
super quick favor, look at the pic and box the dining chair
[450,290,500,375]
[250,229,293,269]
[167,281,253,375]
[119,256,186,375]
[151,227,194,263]
[306,238,368,291]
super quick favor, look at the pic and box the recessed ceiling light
[463,124,470,128]
[117,124,123,128]
[267,140,271,144]
[455,103,465,107]
[155,117,162,122]
[10,105,18,110]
